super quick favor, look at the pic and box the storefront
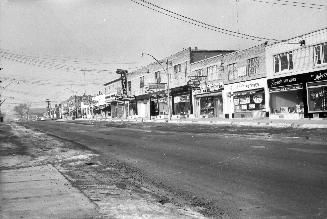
[170,85,193,117]
[135,94,150,119]
[268,69,327,119]
[149,90,168,118]
[194,82,224,118]
[224,78,269,118]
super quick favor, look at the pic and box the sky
[0,0,326,116]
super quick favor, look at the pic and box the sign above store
[268,70,327,88]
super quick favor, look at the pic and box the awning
[195,91,222,98]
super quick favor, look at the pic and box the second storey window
[247,57,259,76]
[155,71,161,83]
[227,63,237,80]
[274,52,293,73]
[140,76,144,88]
[174,64,181,73]
[207,65,218,81]
[314,43,327,65]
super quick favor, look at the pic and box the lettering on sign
[270,77,297,87]
[121,73,127,95]
[311,72,327,81]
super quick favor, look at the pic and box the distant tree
[13,103,30,119]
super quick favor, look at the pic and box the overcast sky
[0,0,326,114]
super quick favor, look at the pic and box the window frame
[314,43,327,66]
[247,57,259,76]
[273,51,294,73]
[227,63,237,80]
[140,76,144,88]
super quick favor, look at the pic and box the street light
[141,52,171,120]
[64,87,78,118]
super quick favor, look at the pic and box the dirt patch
[1,123,206,219]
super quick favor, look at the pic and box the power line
[251,0,325,10]
[0,49,137,74]
[275,0,326,8]
[130,0,280,42]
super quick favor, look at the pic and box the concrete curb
[58,118,327,129]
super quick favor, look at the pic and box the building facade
[127,47,233,119]
[222,43,268,119]
[266,28,327,119]
[190,54,225,118]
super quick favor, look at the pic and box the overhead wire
[130,0,280,42]
[251,0,326,10]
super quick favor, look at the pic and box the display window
[270,89,304,114]
[307,82,327,112]
[174,94,191,115]
[233,89,265,112]
[200,97,216,117]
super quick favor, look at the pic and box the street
[17,120,327,218]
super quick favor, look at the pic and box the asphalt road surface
[22,121,327,218]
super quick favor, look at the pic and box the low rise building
[128,47,233,119]
[266,28,327,119]
[222,43,268,119]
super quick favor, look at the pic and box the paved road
[23,121,327,218]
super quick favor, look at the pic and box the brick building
[222,43,268,119]
[266,28,327,119]
[127,47,233,119]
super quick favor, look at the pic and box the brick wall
[222,43,266,85]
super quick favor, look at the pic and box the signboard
[120,72,127,95]
[148,83,166,90]
[226,78,266,93]
[268,70,327,88]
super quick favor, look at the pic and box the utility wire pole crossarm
[141,52,171,120]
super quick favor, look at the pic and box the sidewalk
[69,117,327,129]
[0,164,98,219]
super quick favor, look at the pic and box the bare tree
[13,103,30,120]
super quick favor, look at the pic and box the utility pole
[80,69,92,95]
[141,53,171,120]
[166,59,171,121]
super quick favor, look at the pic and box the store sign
[268,70,327,88]
[207,82,224,92]
[269,84,303,92]
[310,71,327,81]
[268,76,298,87]
[120,72,127,95]
[148,83,166,90]
[228,78,266,92]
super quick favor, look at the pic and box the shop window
[314,43,327,65]
[155,71,161,83]
[227,63,237,80]
[233,89,265,112]
[140,76,144,88]
[307,85,327,112]
[247,57,259,76]
[274,52,293,73]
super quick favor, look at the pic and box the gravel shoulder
[0,122,207,219]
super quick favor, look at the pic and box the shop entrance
[199,96,223,118]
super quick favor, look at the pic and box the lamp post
[141,52,171,120]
